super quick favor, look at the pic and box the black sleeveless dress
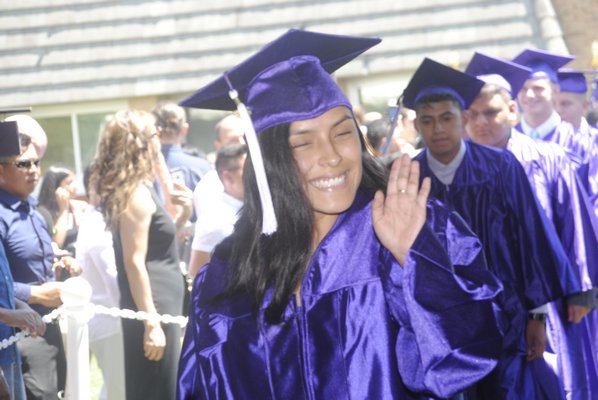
[113,187,184,400]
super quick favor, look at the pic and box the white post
[60,277,93,400]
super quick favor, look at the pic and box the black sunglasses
[0,159,41,169]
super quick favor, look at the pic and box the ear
[181,122,189,138]
[221,169,233,190]
[507,100,519,125]
[552,82,560,95]
[461,109,469,126]
[413,116,421,133]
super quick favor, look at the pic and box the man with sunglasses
[0,120,47,400]
[0,118,67,400]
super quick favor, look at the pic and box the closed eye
[290,140,311,149]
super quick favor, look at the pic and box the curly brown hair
[90,109,156,228]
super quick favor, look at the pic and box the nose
[433,120,445,134]
[317,138,341,167]
[471,112,487,125]
[524,87,534,98]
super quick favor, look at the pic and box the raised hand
[54,186,71,212]
[372,154,431,266]
[170,181,193,230]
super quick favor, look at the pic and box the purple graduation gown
[177,191,504,399]
[517,120,598,221]
[507,130,598,399]
[567,120,598,224]
[416,141,581,399]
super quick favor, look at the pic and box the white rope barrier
[2,277,189,400]
[93,304,188,327]
[0,303,188,350]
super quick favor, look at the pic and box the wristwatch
[528,313,547,322]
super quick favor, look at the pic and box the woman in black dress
[90,109,190,400]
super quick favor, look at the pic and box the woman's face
[289,106,363,224]
[59,172,76,196]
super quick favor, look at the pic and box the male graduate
[404,58,581,399]
[556,69,597,134]
[511,49,598,163]
[465,52,598,400]
[512,49,574,141]
[514,50,598,236]
[555,69,598,222]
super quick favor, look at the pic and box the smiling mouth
[311,173,347,189]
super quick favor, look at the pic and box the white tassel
[228,89,278,235]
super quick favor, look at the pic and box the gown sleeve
[380,200,504,398]
[500,152,580,307]
[552,149,598,293]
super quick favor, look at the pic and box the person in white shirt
[188,144,247,278]
[75,170,125,400]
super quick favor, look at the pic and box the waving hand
[372,154,431,266]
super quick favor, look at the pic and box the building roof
[0,0,562,109]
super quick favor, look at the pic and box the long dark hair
[37,166,73,219]
[216,119,388,323]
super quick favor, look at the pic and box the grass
[89,354,103,400]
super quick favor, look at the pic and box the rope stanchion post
[60,277,93,400]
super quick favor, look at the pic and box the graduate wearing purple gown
[511,48,575,145]
[513,50,598,220]
[555,69,598,225]
[180,193,503,399]
[176,30,505,400]
[465,53,598,400]
[404,58,581,399]
[507,131,598,399]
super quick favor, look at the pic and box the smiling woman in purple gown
[176,30,505,400]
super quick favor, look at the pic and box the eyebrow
[290,113,353,136]
[419,111,453,118]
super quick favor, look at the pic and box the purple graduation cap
[557,69,588,94]
[511,48,574,83]
[181,29,380,134]
[465,51,532,97]
[401,57,485,109]
[0,120,21,157]
[180,29,381,234]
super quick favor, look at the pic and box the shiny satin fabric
[518,119,598,222]
[507,129,598,400]
[416,141,580,399]
[507,130,597,291]
[565,120,598,228]
[177,191,504,399]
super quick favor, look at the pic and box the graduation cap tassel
[227,87,278,235]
